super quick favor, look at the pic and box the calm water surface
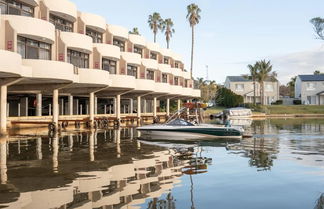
[0,119,324,209]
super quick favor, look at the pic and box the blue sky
[72,0,324,84]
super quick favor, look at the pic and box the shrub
[293,100,302,105]
[215,88,244,108]
[271,100,283,105]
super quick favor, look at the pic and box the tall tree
[148,12,163,43]
[245,62,259,105]
[287,76,296,98]
[186,3,201,78]
[162,18,175,49]
[314,70,321,75]
[129,27,140,35]
[310,17,324,40]
[256,60,277,105]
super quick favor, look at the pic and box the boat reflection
[0,128,211,209]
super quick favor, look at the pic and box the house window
[17,36,51,60]
[265,84,274,92]
[127,65,137,78]
[164,58,169,64]
[0,0,34,17]
[146,70,154,80]
[102,58,116,74]
[306,83,316,91]
[134,46,143,57]
[174,77,179,85]
[175,62,179,68]
[162,73,168,83]
[307,96,312,105]
[150,52,157,60]
[49,14,73,32]
[86,27,102,43]
[67,49,89,68]
[185,80,189,87]
[113,38,125,52]
[235,84,244,91]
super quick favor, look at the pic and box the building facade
[224,76,279,105]
[0,0,200,132]
[295,75,324,105]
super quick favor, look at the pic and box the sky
[72,0,324,85]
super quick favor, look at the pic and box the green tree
[244,62,259,105]
[216,87,243,107]
[162,18,175,49]
[310,17,324,40]
[256,60,277,105]
[148,12,163,43]
[287,76,296,98]
[129,27,140,35]
[314,70,321,75]
[186,3,201,78]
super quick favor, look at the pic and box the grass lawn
[266,105,324,114]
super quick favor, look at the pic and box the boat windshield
[166,119,195,126]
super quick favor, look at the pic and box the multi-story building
[224,76,279,105]
[0,0,200,132]
[295,74,324,105]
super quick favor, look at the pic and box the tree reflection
[314,193,324,209]
[147,193,176,209]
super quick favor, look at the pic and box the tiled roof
[298,74,324,81]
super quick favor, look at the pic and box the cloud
[271,47,324,84]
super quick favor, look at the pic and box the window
[174,77,179,85]
[49,14,73,32]
[113,38,125,52]
[17,36,51,60]
[235,84,244,91]
[185,79,189,87]
[86,27,102,43]
[67,49,89,68]
[162,73,168,83]
[0,0,34,16]
[265,84,274,92]
[150,52,157,60]
[164,58,169,64]
[134,46,143,57]
[146,70,154,80]
[102,58,116,74]
[306,83,316,91]
[127,65,137,78]
[175,62,179,68]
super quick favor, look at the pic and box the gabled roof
[226,76,277,82]
[298,74,324,82]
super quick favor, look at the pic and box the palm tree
[148,12,163,43]
[256,60,277,105]
[162,18,175,49]
[129,27,140,35]
[186,3,201,78]
[245,62,259,105]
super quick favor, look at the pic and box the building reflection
[0,129,211,209]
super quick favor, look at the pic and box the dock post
[89,92,94,128]
[0,137,7,184]
[0,85,7,133]
[153,97,157,118]
[137,96,141,125]
[166,98,170,117]
[116,94,121,121]
[52,89,59,130]
[36,93,42,116]
[177,99,181,112]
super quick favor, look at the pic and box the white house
[295,75,324,105]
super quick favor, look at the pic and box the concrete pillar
[36,137,42,160]
[177,99,181,111]
[89,129,94,162]
[116,95,121,120]
[36,93,42,116]
[80,104,83,115]
[130,98,134,114]
[68,95,73,115]
[94,96,98,115]
[60,98,64,115]
[52,89,59,128]
[0,138,7,184]
[17,103,20,117]
[49,104,51,116]
[68,134,73,151]
[0,86,7,133]
[153,97,157,117]
[115,128,121,158]
[52,132,58,173]
[89,92,94,127]
[166,98,170,116]
[113,97,117,114]
[137,96,141,118]
[143,99,147,114]
[104,105,107,114]
[20,96,28,116]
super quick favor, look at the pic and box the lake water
[0,118,324,209]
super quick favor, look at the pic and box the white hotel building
[0,0,201,132]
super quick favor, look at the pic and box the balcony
[22,59,77,83]
[142,59,158,70]
[94,44,120,60]
[155,82,171,94]
[43,0,77,22]
[172,52,183,63]
[2,15,55,43]
[121,52,141,66]
[192,89,201,98]
[21,0,39,6]
[135,79,155,92]
[183,71,191,80]
[171,67,183,78]
[182,87,193,97]
[158,64,171,74]
[60,32,93,53]
[146,42,160,53]
[79,12,106,33]
[109,74,136,89]
[171,85,183,95]
[160,48,173,59]
[0,50,23,77]
[78,68,110,87]
[129,34,146,48]
[107,24,128,40]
